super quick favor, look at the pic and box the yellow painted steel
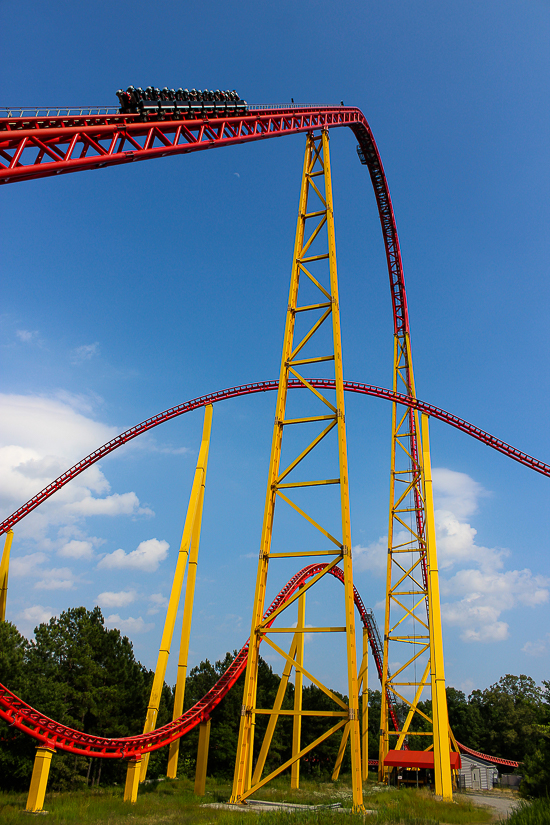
[194,719,211,796]
[135,404,213,785]
[331,723,350,781]
[26,746,55,812]
[0,529,13,621]
[360,628,369,781]
[124,758,142,803]
[252,636,299,784]
[421,413,453,800]
[239,719,347,803]
[167,433,210,779]
[291,587,305,789]
[230,131,364,812]
[378,328,453,799]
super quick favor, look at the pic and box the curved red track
[0,564,372,757]
[0,562,518,768]
[1,379,547,537]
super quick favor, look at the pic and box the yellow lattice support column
[230,131,364,812]
[0,530,13,621]
[26,746,55,812]
[134,405,213,787]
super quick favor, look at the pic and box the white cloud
[66,491,152,517]
[352,535,387,575]
[58,539,96,560]
[441,564,549,643]
[70,342,99,364]
[522,634,550,657]
[0,393,154,543]
[105,614,154,634]
[97,538,169,573]
[16,605,54,638]
[432,468,489,519]
[11,552,48,577]
[147,592,168,615]
[354,468,549,646]
[435,509,507,572]
[97,590,137,608]
[16,329,39,343]
[34,566,77,590]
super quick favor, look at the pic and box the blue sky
[1,0,549,709]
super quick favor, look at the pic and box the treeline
[0,607,548,796]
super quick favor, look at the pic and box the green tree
[0,607,169,791]
[520,680,550,798]
[469,674,543,763]
[0,622,36,790]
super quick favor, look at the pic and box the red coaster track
[1,380,547,538]
[0,561,518,768]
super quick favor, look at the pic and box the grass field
[0,775,498,824]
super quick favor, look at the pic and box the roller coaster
[0,95,543,812]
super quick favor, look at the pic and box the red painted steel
[385,749,462,770]
[0,564,384,757]
[0,104,409,339]
[0,561,519,768]
[0,379,547,538]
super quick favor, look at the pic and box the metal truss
[229,131,364,811]
[0,105,361,184]
[378,330,454,797]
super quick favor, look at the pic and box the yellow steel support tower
[134,404,213,786]
[378,325,453,798]
[230,131,364,812]
[0,529,13,621]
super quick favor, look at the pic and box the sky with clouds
[1,0,549,702]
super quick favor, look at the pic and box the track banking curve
[0,564,377,758]
[1,380,548,538]
[0,562,519,768]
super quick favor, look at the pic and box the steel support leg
[136,404,213,785]
[194,719,211,796]
[0,529,13,621]
[360,628,369,781]
[421,413,453,800]
[26,746,55,812]
[167,407,211,778]
[124,758,142,803]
